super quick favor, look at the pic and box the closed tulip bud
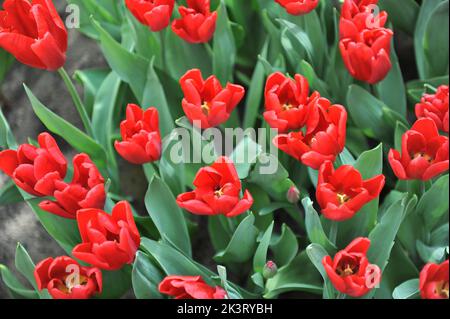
[263,261,278,279]
[287,186,300,204]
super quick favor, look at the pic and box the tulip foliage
[0,0,449,300]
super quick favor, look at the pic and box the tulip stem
[329,221,339,245]
[58,68,94,137]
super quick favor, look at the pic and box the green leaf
[277,19,314,63]
[302,197,336,253]
[231,135,263,179]
[416,240,448,264]
[214,214,259,264]
[141,59,175,137]
[0,181,23,206]
[271,224,298,266]
[213,1,236,84]
[415,0,447,79]
[392,279,420,299]
[132,251,164,299]
[306,243,336,299]
[91,17,149,102]
[98,266,132,299]
[24,85,108,169]
[74,68,110,115]
[367,195,412,272]
[0,107,17,149]
[347,85,405,143]
[217,266,244,299]
[0,49,14,83]
[416,174,449,231]
[253,222,274,272]
[375,48,407,117]
[145,176,191,256]
[243,39,269,129]
[423,1,449,78]
[0,264,38,299]
[264,251,323,298]
[379,0,420,34]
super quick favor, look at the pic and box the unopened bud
[286,186,300,203]
[263,261,278,279]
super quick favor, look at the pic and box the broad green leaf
[379,0,420,34]
[306,244,336,299]
[0,181,22,206]
[253,222,274,272]
[213,1,236,84]
[0,108,17,149]
[302,197,336,253]
[392,279,420,299]
[0,264,38,299]
[264,251,322,298]
[416,240,448,264]
[416,174,449,231]
[132,251,164,299]
[243,39,269,129]
[214,214,259,264]
[24,85,108,169]
[145,176,191,256]
[98,266,132,299]
[271,224,298,266]
[423,1,449,78]
[231,135,263,179]
[74,68,110,115]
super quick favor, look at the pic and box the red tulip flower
[339,28,393,84]
[275,0,319,16]
[180,69,245,129]
[340,0,388,39]
[316,161,385,221]
[0,0,67,70]
[159,276,227,299]
[176,156,253,218]
[389,118,449,181]
[419,260,449,299]
[0,132,66,197]
[34,256,102,299]
[115,104,162,165]
[264,72,320,133]
[72,201,141,271]
[415,85,449,133]
[322,237,381,297]
[171,0,217,43]
[125,0,175,32]
[274,98,347,169]
[39,154,106,219]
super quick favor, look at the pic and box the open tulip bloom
[0,0,448,303]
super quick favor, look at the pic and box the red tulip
[0,132,66,196]
[125,0,175,32]
[176,156,253,217]
[274,97,347,169]
[339,28,393,84]
[322,237,381,297]
[180,69,245,129]
[159,276,227,299]
[275,0,319,15]
[264,72,320,133]
[340,0,388,39]
[34,256,102,299]
[415,85,449,133]
[171,0,217,43]
[389,118,449,181]
[72,201,141,271]
[419,260,449,299]
[316,161,385,221]
[39,154,106,219]
[0,0,67,70]
[115,104,162,164]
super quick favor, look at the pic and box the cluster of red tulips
[0,0,448,300]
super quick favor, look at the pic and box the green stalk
[58,67,94,137]
[329,221,339,245]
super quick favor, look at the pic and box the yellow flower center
[436,281,449,299]
[201,102,211,115]
[337,193,350,205]
[413,152,434,163]
[282,103,294,111]
[57,275,88,294]
[214,187,225,198]
[337,264,356,277]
